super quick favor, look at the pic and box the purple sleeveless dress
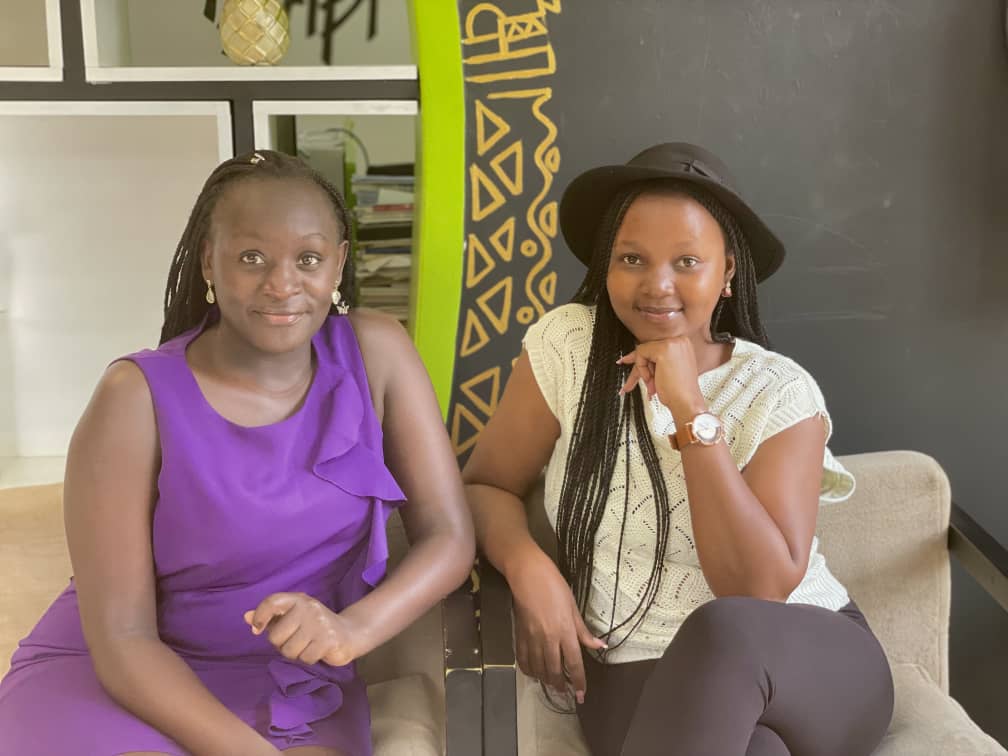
[0,314,405,755]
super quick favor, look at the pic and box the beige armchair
[0,483,481,755]
[476,451,1008,755]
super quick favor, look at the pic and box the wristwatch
[671,411,724,451]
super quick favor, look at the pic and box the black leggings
[576,598,894,756]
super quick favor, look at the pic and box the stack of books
[351,173,415,326]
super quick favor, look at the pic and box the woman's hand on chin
[617,337,707,420]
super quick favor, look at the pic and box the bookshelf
[0,0,470,485]
[352,172,415,326]
[251,101,418,328]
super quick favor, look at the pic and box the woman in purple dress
[0,150,475,756]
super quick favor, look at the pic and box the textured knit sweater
[523,303,855,663]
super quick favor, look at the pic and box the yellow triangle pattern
[489,217,515,262]
[460,309,491,357]
[490,140,523,196]
[539,200,558,236]
[470,163,506,221]
[504,17,547,42]
[475,100,510,157]
[451,402,485,456]
[466,234,496,289]
[476,278,513,335]
[460,366,502,417]
[538,271,557,305]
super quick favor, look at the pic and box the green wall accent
[408,0,465,418]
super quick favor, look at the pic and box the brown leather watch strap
[671,423,695,451]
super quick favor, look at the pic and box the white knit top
[523,303,856,664]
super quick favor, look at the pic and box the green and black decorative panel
[445,0,565,460]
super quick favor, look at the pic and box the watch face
[692,413,722,443]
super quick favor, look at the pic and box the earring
[205,280,216,305]
[332,286,350,315]
[722,280,732,298]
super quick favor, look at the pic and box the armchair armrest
[469,486,1007,756]
[949,502,1008,614]
[444,567,483,756]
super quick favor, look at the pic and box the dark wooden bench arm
[444,566,483,756]
[949,502,1008,613]
[477,559,519,756]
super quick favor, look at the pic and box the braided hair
[160,149,354,345]
[556,179,769,653]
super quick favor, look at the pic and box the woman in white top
[463,143,894,756]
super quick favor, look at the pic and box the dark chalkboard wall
[451,1,1008,742]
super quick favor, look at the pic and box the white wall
[0,0,50,66]
[0,112,225,459]
[115,0,413,67]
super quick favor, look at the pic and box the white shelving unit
[0,1,419,488]
[79,0,416,83]
[0,0,63,82]
[0,101,233,487]
[0,100,232,159]
[252,99,418,149]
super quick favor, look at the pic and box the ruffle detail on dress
[266,657,354,742]
[310,362,406,589]
[359,495,401,588]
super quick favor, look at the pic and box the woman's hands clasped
[508,547,607,705]
[244,593,362,667]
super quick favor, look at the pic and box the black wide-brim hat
[558,142,785,282]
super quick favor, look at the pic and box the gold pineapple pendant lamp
[215,0,291,66]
